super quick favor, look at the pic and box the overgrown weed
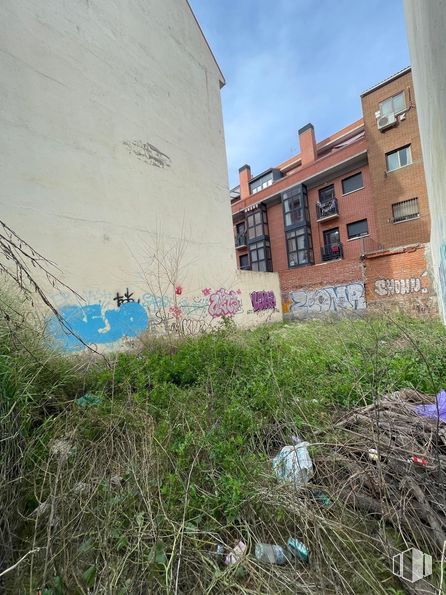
[2,310,446,593]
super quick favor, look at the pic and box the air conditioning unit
[377,112,397,131]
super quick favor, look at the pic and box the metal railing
[392,198,419,223]
[235,232,247,248]
[321,242,343,261]
[360,236,384,255]
[316,198,339,221]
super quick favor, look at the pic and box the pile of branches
[317,389,446,559]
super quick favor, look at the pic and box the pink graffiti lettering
[208,288,242,318]
[250,290,276,312]
[169,305,182,319]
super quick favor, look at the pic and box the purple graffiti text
[250,290,276,312]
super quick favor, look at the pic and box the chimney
[298,123,317,166]
[239,164,252,199]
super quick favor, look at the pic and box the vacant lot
[2,314,445,593]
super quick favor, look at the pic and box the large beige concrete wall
[235,270,282,327]
[404,0,446,321]
[0,0,282,349]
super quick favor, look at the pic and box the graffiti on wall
[49,301,149,351]
[50,286,245,350]
[374,272,429,297]
[250,290,276,312]
[114,288,140,306]
[289,282,366,319]
[208,288,242,318]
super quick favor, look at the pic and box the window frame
[246,206,268,241]
[250,173,273,195]
[392,198,420,223]
[249,239,272,272]
[347,219,369,240]
[285,226,313,268]
[282,184,309,230]
[235,221,246,235]
[342,172,364,195]
[239,253,250,270]
[379,91,407,117]
[386,145,412,172]
[323,227,340,247]
[318,184,335,203]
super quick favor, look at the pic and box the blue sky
[188,0,410,188]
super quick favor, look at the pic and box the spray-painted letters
[374,273,429,297]
[49,301,149,351]
[208,288,242,318]
[289,282,366,319]
[250,290,276,312]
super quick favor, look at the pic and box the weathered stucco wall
[0,0,282,349]
[48,271,281,351]
[235,271,282,327]
[405,0,446,321]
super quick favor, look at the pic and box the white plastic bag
[272,443,313,486]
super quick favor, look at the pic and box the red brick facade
[361,70,431,249]
[231,68,434,317]
[364,244,436,315]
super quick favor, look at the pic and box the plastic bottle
[287,537,310,563]
[255,543,288,565]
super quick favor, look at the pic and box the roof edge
[361,66,411,97]
[185,0,226,87]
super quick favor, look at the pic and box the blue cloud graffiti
[49,301,149,351]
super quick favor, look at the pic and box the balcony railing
[360,236,384,256]
[316,198,339,221]
[235,232,247,248]
[321,242,343,262]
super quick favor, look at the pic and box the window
[250,170,282,194]
[322,228,342,261]
[323,227,340,246]
[347,219,369,239]
[235,221,247,247]
[249,239,272,272]
[379,91,406,116]
[239,253,250,270]
[286,227,313,267]
[250,173,273,194]
[392,198,419,223]
[319,185,335,203]
[282,185,308,228]
[342,172,363,194]
[386,145,412,171]
[247,208,268,240]
[236,222,245,235]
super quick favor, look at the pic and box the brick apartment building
[230,67,435,318]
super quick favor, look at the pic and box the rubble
[319,389,446,553]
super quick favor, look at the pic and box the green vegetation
[1,312,445,593]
